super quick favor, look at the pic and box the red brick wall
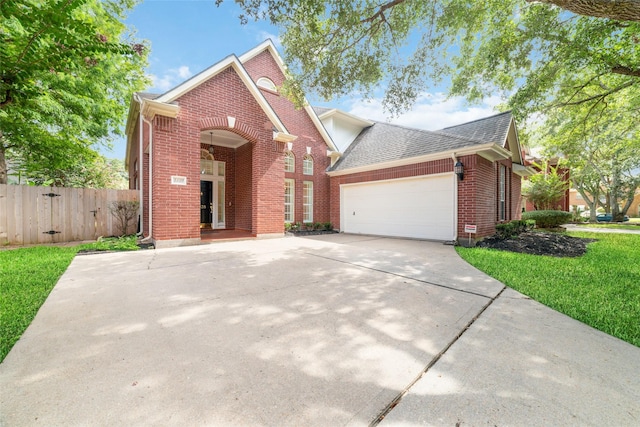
[512,171,522,219]
[235,142,253,231]
[153,68,282,240]
[457,155,478,236]
[243,51,332,226]
[474,156,497,237]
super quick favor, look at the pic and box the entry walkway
[1,235,638,426]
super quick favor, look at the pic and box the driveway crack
[368,285,507,426]
[306,252,493,299]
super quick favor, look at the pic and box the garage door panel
[342,175,455,240]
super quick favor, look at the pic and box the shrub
[495,220,535,239]
[284,222,292,232]
[522,162,569,210]
[108,200,139,237]
[522,210,572,229]
[323,222,333,231]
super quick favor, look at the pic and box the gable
[239,41,338,152]
[155,55,290,137]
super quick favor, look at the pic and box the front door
[200,180,213,227]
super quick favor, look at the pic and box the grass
[456,232,640,347]
[0,236,139,362]
[578,223,640,231]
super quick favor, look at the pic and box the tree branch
[0,88,12,107]
[611,65,640,77]
[561,80,635,106]
[361,0,408,24]
[528,0,640,22]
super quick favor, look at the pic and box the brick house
[125,40,533,248]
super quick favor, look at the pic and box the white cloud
[176,65,192,79]
[346,92,504,130]
[148,65,194,92]
[256,30,281,48]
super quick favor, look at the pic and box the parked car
[596,213,630,222]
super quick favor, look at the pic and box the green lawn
[0,237,139,362]
[457,232,640,347]
[579,222,640,231]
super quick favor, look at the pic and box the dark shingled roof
[330,121,495,172]
[436,111,513,146]
[329,111,514,172]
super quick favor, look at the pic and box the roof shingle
[329,111,514,172]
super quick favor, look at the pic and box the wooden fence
[0,184,139,246]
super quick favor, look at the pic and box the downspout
[451,153,459,243]
[133,93,144,236]
[141,105,153,242]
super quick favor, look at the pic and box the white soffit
[318,108,374,128]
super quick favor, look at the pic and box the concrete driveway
[1,234,639,426]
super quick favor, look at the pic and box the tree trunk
[530,0,640,22]
[0,142,7,185]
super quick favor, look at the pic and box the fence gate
[0,184,138,245]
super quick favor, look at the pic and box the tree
[0,0,148,185]
[221,0,639,121]
[538,92,640,220]
[11,152,130,189]
[523,161,570,210]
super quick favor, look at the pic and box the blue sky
[106,0,502,160]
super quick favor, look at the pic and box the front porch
[200,228,256,242]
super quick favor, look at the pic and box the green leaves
[0,0,149,185]
[227,0,640,120]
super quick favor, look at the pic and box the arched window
[201,149,214,175]
[303,154,313,175]
[257,77,277,92]
[284,151,295,172]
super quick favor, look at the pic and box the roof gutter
[133,93,144,236]
[327,143,502,177]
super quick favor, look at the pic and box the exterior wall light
[454,160,464,181]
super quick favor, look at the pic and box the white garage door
[341,174,456,240]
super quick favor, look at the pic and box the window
[284,179,294,223]
[257,77,277,92]
[284,151,295,173]
[303,154,313,175]
[303,181,313,223]
[201,149,214,175]
[499,165,506,221]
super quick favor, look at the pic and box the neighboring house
[570,188,640,217]
[125,40,533,248]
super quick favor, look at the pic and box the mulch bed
[286,230,339,237]
[477,231,597,257]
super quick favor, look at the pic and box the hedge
[495,220,536,238]
[521,210,572,228]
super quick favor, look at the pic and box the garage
[341,174,456,241]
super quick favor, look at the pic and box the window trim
[303,181,313,223]
[257,77,277,92]
[302,154,314,175]
[284,178,295,223]
[499,164,506,221]
[284,151,295,173]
